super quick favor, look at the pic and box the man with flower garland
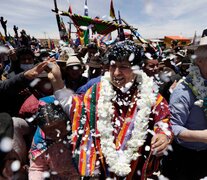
[48,40,172,179]
[161,36,207,179]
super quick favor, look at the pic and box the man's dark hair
[16,47,34,60]
[87,43,98,50]
[103,40,143,66]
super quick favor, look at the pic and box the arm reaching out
[47,61,65,91]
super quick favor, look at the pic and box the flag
[62,13,131,34]
[84,29,89,45]
[68,4,72,14]
[0,31,6,44]
[118,10,125,41]
[59,17,69,43]
[96,33,112,46]
[48,38,51,49]
[191,31,197,45]
[84,0,88,16]
[110,0,116,19]
[77,28,85,46]
[83,0,89,45]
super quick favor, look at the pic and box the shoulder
[171,80,193,100]
[170,80,196,107]
[84,82,101,101]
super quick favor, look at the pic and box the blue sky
[1,0,207,40]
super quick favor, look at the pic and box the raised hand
[47,61,65,91]
[24,61,49,80]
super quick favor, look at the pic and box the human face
[109,60,136,89]
[197,59,207,79]
[143,60,159,77]
[65,65,83,80]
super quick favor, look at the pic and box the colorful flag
[96,33,112,46]
[110,0,116,19]
[84,0,88,16]
[65,13,131,35]
[0,31,6,44]
[59,17,69,43]
[68,4,72,14]
[83,0,89,45]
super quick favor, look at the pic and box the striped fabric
[29,127,47,160]
[69,82,171,178]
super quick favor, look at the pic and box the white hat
[66,56,81,67]
[186,29,207,50]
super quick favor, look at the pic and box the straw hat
[186,29,207,50]
[66,56,81,67]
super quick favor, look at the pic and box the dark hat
[0,113,13,140]
[86,55,102,68]
[104,40,143,66]
[0,113,13,167]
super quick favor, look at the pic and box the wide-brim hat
[86,56,102,68]
[66,55,81,67]
[56,51,69,63]
[186,29,207,50]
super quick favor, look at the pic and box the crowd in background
[0,26,207,180]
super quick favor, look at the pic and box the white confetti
[159,174,169,180]
[42,171,50,179]
[54,100,59,106]
[115,119,121,127]
[30,78,41,87]
[26,116,35,123]
[60,149,64,153]
[37,143,43,150]
[73,66,80,70]
[129,53,135,61]
[147,129,155,136]
[11,160,21,172]
[194,99,204,107]
[43,82,52,90]
[51,171,58,175]
[0,137,12,152]
[78,129,84,134]
[145,145,151,151]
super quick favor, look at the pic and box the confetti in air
[0,137,12,152]
[42,171,50,179]
[30,78,41,87]
[145,145,151,151]
[73,66,80,70]
[129,53,135,61]
[26,115,36,123]
[54,100,59,106]
[158,174,170,180]
[11,160,21,172]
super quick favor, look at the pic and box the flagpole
[121,18,148,44]
[117,10,125,41]
[52,0,61,33]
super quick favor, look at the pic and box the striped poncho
[56,81,171,179]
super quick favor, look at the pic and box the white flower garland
[186,65,207,107]
[97,70,158,177]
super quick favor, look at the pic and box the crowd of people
[0,25,207,180]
